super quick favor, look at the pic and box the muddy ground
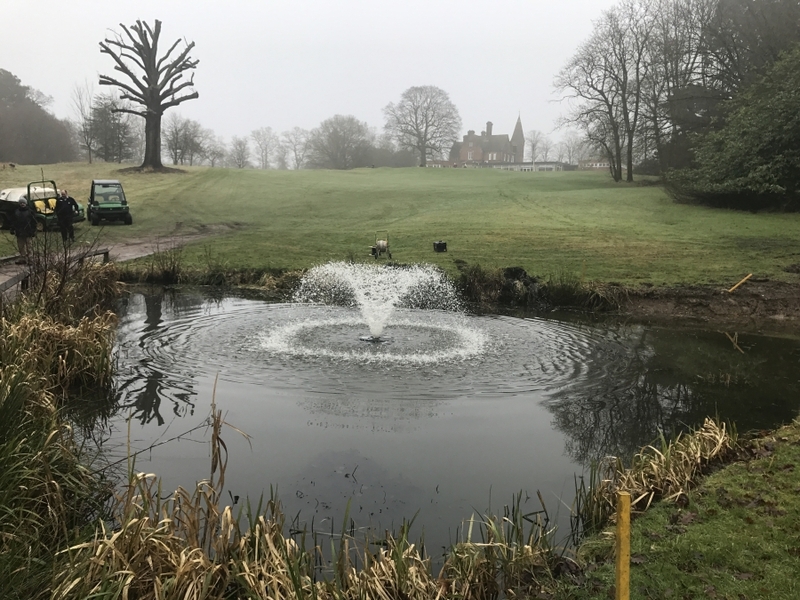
[622,279,800,335]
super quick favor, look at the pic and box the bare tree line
[555,0,800,182]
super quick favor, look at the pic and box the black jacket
[12,205,38,238]
[55,195,79,223]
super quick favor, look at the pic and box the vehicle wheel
[91,215,99,226]
[124,213,133,225]
[0,214,7,230]
[36,219,45,232]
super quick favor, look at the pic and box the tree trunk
[142,112,163,169]
[418,141,427,167]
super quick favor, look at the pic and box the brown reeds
[573,418,736,538]
[51,400,571,600]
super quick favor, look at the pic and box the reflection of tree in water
[547,325,800,465]
[115,290,205,426]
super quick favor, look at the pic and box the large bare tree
[99,19,199,170]
[556,0,652,181]
[383,85,461,167]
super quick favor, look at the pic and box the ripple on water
[115,297,624,402]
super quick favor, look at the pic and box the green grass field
[3,163,800,285]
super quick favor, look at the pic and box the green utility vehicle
[88,179,132,225]
[0,180,85,231]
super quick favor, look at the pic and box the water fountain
[261,261,487,363]
[108,265,800,558]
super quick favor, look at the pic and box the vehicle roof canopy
[92,179,122,185]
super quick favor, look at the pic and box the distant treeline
[0,69,75,164]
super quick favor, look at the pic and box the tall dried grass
[51,400,571,600]
[573,418,736,538]
[0,254,122,599]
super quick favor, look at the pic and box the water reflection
[113,290,800,464]
[547,323,800,462]
[108,289,800,552]
[115,291,203,426]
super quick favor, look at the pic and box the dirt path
[105,231,215,262]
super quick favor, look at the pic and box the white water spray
[293,262,460,338]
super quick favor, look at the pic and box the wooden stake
[616,491,631,600]
[727,273,752,293]
[723,331,745,354]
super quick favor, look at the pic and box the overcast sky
[7,0,618,144]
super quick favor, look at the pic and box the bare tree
[228,136,250,168]
[163,113,186,165]
[203,135,226,167]
[72,81,97,163]
[538,136,554,162]
[282,127,310,169]
[251,127,279,169]
[556,0,653,181]
[163,114,206,165]
[561,131,586,165]
[99,19,199,170]
[274,143,289,170]
[93,93,139,163]
[526,130,543,163]
[182,119,206,166]
[383,85,462,167]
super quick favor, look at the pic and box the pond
[107,279,800,557]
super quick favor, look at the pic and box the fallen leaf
[734,572,754,580]
[631,554,646,565]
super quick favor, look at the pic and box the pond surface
[108,288,800,555]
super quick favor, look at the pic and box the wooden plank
[0,270,29,294]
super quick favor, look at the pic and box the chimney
[486,121,493,137]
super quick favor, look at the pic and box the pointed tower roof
[511,116,525,163]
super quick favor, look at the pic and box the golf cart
[88,179,132,225]
[0,180,85,231]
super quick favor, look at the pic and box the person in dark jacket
[55,189,79,243]
[11,198,38,264]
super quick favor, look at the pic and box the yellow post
[616,491,631,600]
[727,273,752,293]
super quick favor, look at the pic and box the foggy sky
[8,0,618,144]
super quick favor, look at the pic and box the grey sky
[8,0,617,144]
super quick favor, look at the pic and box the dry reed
[573,418,736,538]
[51,402,571,600]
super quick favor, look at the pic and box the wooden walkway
[0,248,110,296]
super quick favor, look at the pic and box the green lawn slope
[3,163,800,285]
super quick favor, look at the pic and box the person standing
[11,198,38,264]
[55,189,79,243]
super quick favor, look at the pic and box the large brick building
[447,117,525,167]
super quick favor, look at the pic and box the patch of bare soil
[622,279,800,334]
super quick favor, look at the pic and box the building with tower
[443,117,525,168]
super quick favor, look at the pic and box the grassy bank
[561,418,800,599]
[3,164,800,286]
